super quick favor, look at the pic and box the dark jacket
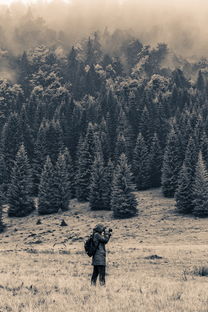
[92,231,111,266]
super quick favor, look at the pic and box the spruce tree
[1,113,21,184]
[33,121,48,195]
[89,152,105,210]
[0,150,7,203]
[0,183,4,232]
[161,127,183,197]
[63,147,75,198]
[133,133,150,190]
[0,204,3,232]
[175,163,193,214]
[192,152,208,217]
[76,123,96,201]
[102,159,114,210]
[54,152,71,212]
[38,156,57,215]
[111,153,138,218]
[8,145,35,217]
[149,133,163,187]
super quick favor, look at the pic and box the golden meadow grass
[0,189,207,312]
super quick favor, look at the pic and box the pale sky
[0,0,71,4]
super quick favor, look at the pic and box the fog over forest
[0,0,208,58]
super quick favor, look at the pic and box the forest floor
[0,188,208,312]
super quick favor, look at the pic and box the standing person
[91,223,112,286]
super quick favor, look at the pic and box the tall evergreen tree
[133,133,150,190]
[192,152,208,217]
[175,162,193,214]
[38,156,57,215]
[33,121,48,195]
[76,123,96,201]
[102,159,114,210]
[111,153,138,218]
[8,145,35,217]
[89,151,105,210]
[54,152,71,212]
[161,128,183,197]
[149,133,163,187]
[1,113,21,184]
[0,203,3,232]
[63,147,75,198]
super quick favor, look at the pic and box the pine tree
[8,145,35,217]
[1,113,21,184]
[63,147,75,198]
[201,131,208,169]
[161,128,183,197]
[33,121,48,195]
[111,153,138,218]
[0,176,4,232]
[0,150,7,203]
[76,123,96,201]
[175,136,199,213]
[133,133,150,190]
[192,152,208,217]
[0,204,3,232]
[149,133,163,187]
[53,152,71,212]
[38,156,57,215]
[89,152,105,210]
[102,159,114,210]
[175,163,193,214]
[115,133,127,161]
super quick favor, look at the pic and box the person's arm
[94,231,111,244]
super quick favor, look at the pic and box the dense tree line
[1,29,208,226]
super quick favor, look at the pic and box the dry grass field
[0,188,208,312]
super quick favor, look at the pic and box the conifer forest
[0,1,208,233]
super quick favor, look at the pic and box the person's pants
[91,265,106,286]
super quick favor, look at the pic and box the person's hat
[94,224,105,233]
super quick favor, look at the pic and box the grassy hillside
[0,188,208,312]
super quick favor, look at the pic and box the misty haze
[0,0,208,311]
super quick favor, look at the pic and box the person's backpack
[84,234,98,257]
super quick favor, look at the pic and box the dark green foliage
[175,136,199,214]
[175,163,193,214]
[53,152,71,212]
[149,133,163,187]
[111,153,137,219]
[192,152,208,217]
[76,123,96,201]
[38,156,57,215]
[196,70,206,92]
[161,128,183,197]
[102,159,114,210]
[63,147,76,198]
[8,145,35,217]
[0,204,4,232]
[89,152,105,210]
[133,133,150,190]
[1,113,22,184]
[33,121,48,195]
[2,28,208,218]
[0,150,7,203]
